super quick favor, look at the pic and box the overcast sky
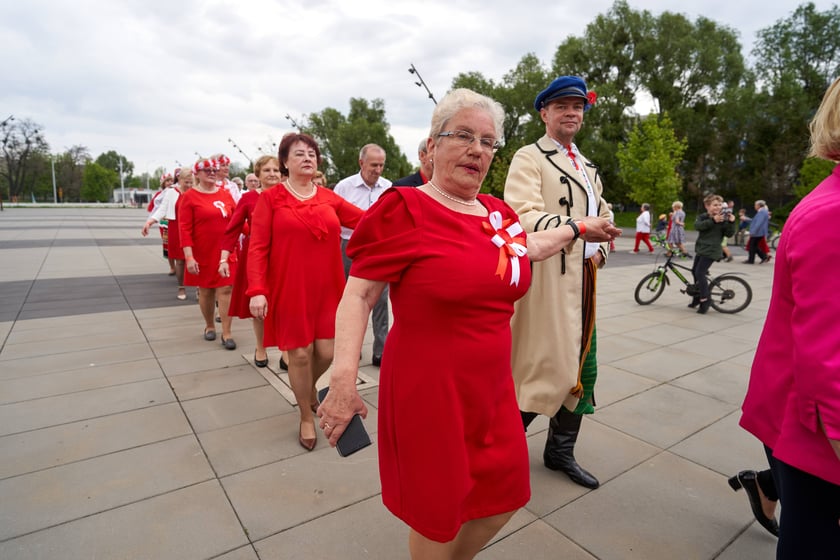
[0,0,832,177]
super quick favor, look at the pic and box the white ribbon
[213,200,228,218]
[487,211,527,286]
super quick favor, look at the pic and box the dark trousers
[768,449,840,559]
[341,238,389,357]
[691,255,714,300]
[747,236,768,263]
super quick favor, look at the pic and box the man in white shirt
[334,144,392,366]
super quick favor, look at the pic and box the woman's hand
[186,257,199,275]
[218,261,230,278]
[249,295,268,320]
[580,217,622,243]
[141,221,153,237]
[317,385,368,447]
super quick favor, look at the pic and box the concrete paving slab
[0,358,162,404]
[168,364,269,401]
[545,451,750,560]
[669,411,769,478]
[477,519,597,559]
[252,495,404,559]
[0,378,175,436]
[525,420,660,517]
[716,523,778,559]
[595,383,735,449]
[222,444,380,541]
[0,402,191,479]
[595,364,659,407]
[0,341,156,379]
[0,435,214,541]
[157,343,255,376]
[671,359,752,406]
[0,481,249,560]
[181,386,291,433]
[609,346,718,383]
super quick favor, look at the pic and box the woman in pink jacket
[739,78,840,557]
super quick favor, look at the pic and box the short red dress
[347,188,532,542]
[179,188,237,288]
[222,189,260,318]
[247,185,363,349]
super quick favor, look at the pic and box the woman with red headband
[248,133,363,451]
[142,169,194,301]
[219,155,282,366]
[179,158,238,348]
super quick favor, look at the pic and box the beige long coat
[504,134,610,416]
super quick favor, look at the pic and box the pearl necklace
[428,181,478,206]
[285,180,316,200]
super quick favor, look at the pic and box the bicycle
[634,247,753,313]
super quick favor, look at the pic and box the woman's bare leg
[253,319,266,362]
[198,287,216,332]
[408,509,517,560]
[216,285,233,339]
[288,345,316,441]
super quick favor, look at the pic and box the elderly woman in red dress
[247,133,363,451]
[317,89,619,559]
[219,155,282,367]
[179,158,238,348]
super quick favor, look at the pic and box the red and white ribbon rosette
[482,211,528,286]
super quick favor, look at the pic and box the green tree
[617,113,687,212]
[81,162,117,202]
[303,98,412,184]
[0,118,50,201]
[55,146,91,202]
[795,157,835,199]
[451,53,550,196]
[95,150,134,180]
[750,2,840,205]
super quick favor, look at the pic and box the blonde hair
[704,194,723,205]
[254,155,279,177]
[672,201,683,210]
[809,77,840,161]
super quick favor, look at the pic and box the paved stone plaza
[0,207,778,559]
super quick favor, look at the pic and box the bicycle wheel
[770,232,780,250]
[709,274,752,314]
[634,272,667,305]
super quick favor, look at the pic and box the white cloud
[0,0,831,173]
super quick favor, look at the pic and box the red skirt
[228,238,252,318]
[167,219,185,260]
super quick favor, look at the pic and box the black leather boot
[543,407,599,489]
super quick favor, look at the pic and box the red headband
[217,155,231,166]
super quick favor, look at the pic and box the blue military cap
[534,76,593,112]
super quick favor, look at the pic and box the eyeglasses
[438,130,501,152]
[200,168,218,174]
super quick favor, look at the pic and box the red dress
[222,189,260,318]
[247,185,363,349]
[347,188,532,542]
[178,188,237,288]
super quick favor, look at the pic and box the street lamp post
[119,158,125,206]
[408,63,437,104]
[51,155,57,203]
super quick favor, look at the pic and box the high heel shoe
[298,421,316,451]
[728,470,779,537]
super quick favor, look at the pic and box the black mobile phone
[317,387,372,457]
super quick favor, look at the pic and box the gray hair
[359,143,385,161]
[756,200,766,208]
[429,88,505,142]
[418,139,428,155]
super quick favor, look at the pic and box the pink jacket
[740,164,840,486]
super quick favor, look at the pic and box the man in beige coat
[504,76,611,489]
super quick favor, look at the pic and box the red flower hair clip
[586,91,598,106]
